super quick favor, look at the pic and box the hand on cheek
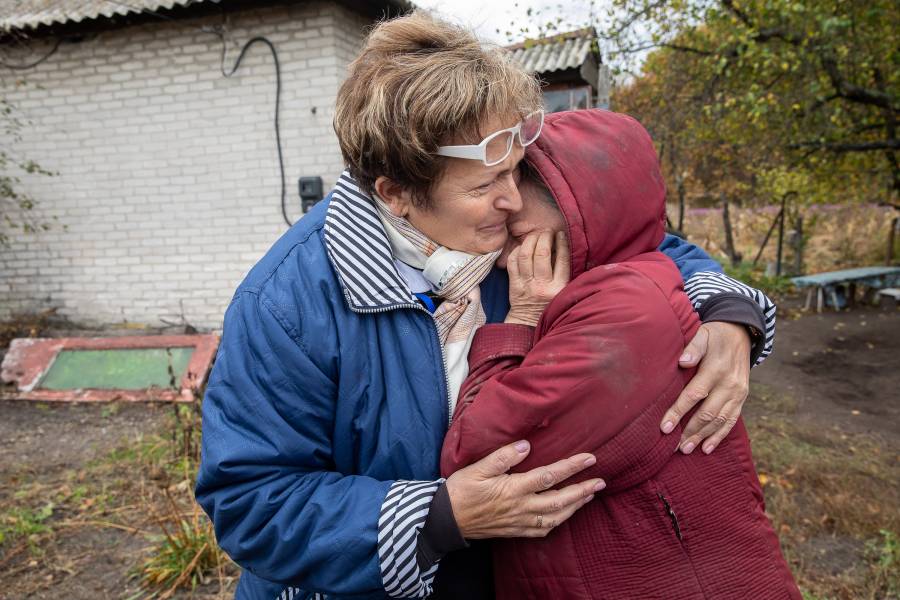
[504,231,570,327]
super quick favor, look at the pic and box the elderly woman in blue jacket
[195,11,775,600]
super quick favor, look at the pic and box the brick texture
[0,1,369,330]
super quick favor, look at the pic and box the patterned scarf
[374,198,500,413]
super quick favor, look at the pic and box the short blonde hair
[334,11,542,207]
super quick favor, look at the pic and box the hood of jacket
[524,109,667,278]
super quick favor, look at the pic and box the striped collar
[324,171,417,312]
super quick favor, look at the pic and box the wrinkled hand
[445,440,605,539]
[659,321,751,455]
[505,231,570,327]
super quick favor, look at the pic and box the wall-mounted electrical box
[299,176,324,213]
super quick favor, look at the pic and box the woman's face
[377,117,527,255]
[496,177,567,269]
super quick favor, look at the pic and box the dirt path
[750,303,899,443]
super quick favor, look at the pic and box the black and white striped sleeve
[684,271,776,367]
[378,479,444,598]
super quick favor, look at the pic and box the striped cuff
[684,271,776,367]
[378,479,444,598]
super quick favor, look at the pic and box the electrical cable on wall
[0,37,62,69]
[213,33,291,227]
[104,0,292,226]
[105,0,292,227]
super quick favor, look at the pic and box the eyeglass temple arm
[435,145,483,160]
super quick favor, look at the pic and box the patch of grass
[97,404,235,598]
[102,434,168,467]
[0,502,54,552]
[138,499,226,598]
[867,530,900,599]
[746,383,900,599]
[100,402,121,419]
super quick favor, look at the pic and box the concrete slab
[0,334,218,402]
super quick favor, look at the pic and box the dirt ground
[0,300,897,598]
[0,400,234,599]
[744,301,900,598]
[752,303,900,438]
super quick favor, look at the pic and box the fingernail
[703,443,715,455]
[681,442,696,454]
[661,421,675,434]
[515,441,529,453]
[584,494,595,503]
[594,481,606,492]
[679,353,692,362]
[583,455,597,467]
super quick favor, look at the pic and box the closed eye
[469,179,494,195]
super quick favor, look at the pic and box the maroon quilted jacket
[440,110,800,599]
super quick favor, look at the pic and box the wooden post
[776,194,787,276]
[888,216,898,265]
[793,215,804,275]
[721,194,741,266]
[753,208,783,267]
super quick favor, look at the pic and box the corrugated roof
[0,0,212,31]
[507,29,596,75]
[0,0,413,32]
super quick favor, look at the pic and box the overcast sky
[412,0,598,45]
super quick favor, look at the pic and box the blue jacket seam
[257,292,309,355]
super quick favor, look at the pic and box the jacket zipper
[657,492,683,541]
[345,294,453,431]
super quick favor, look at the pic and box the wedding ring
[536,514,544,528]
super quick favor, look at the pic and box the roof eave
[0,0,412,38]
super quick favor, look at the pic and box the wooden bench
[791,266,900,312]
[878,288,900,307]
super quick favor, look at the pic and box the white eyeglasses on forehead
[435,110,545,167]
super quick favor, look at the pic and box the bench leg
[831,288,841,312]
[817,287,824,312]
[803,288,813,310]
[862,287,876,305]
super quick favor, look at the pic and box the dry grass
[746,384,900,599]
[675,203,897,275]
[0,403,237,598]
[136,490,229,599]
[0,308,57,350]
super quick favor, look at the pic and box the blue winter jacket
[195,179,725,600]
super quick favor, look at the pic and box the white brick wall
[0,1,370,330]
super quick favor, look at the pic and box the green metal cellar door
[37,347,195,390]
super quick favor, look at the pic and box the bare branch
[820,53,898,111]
[618,41,714,56]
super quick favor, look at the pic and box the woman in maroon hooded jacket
[440,110,800,599]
